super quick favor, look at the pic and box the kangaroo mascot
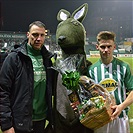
[53,3,93,133]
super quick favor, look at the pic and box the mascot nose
[58,36,66,42]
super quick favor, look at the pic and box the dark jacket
[0,51,8,70]
[0,41,54,132]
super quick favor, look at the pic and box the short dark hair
[97,31,116,43]
[28,21,46,31]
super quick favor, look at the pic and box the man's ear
[114,44,116,49]
[96,44,99,50]
[27,32,29,38]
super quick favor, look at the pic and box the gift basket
[78,76,115,130]
[53,54,115,130]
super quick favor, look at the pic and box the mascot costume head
[56,3,88,56]
[53,3,93,133]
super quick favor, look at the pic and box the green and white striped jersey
[87,57,133,117]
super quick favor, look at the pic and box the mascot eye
[71,20,79,26]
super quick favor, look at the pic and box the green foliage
[62,71,80,91]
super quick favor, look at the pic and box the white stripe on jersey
[94,67,98,83]
[101,63,105,80]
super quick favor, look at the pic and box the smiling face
[27,25,46,50]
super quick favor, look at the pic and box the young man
[87,31,133,133]
[0,21,54,133]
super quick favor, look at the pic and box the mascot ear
[72,3,88,23]
[57,9,71,21]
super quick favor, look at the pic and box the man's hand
[3,127,15,133]
[70,102,80,115]
[111,104,123,120]
[71,102,78,111]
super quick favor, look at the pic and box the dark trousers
[15,119,46,133]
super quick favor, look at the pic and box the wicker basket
[80,96,113,130]
[79,76,115,130]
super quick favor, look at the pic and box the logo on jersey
[99,78,118,92]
